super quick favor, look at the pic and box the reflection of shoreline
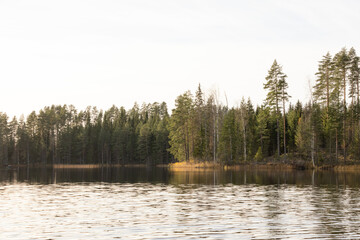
[169,161,360,172]
[1,166,360,187]
[52,164,167,169]
[0,163,169,169]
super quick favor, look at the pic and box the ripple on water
[1,181,360,239]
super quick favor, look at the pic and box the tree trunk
[336,128,338,162]
[311,127,315,168]
[243,124,247,162]
[326,68,330,111]
[277,119,280,159]
[213,107,216,164]
[26,142,30,165]
[276,85,280,159]
[229,135,232,163]
[343,70,347,163]
[283,98,286,155]
[343,109,346,163]
[4,143,8,166]
[101,148,104,165]
[329,131,332,162]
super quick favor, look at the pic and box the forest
[0,47,359,167]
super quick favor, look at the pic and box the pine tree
[348,48,360,158]
[334,48,351,162]
[237,98,248,161]
[348,48,360,105]
[264,60,289,158]
[313,53,336,157]
[279,71,290,155]
[314,52,334,110]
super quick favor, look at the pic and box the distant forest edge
[1,47,360,167]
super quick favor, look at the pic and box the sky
[1,0,360,118]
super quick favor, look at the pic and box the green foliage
[264,60,289,113]
[286,102,302,152]
[313,52,334,108]
[219,108,239,164]
[167,91,193,161]
[295,114,311,157]
[254,147,263,162]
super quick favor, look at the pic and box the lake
[1,166,360,239]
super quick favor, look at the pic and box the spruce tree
[167,91,193,161]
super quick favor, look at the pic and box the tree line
[0,47,359,166]
[0,103,171,165]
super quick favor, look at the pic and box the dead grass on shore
[169,161,303,171]
[169,161,221,170]
[333,164,360,172]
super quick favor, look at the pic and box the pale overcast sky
[1,0,360,118]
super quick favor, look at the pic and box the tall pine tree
[264,60,289,158]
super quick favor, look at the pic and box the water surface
[1,167,360,239]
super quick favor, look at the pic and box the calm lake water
[1,167,360,239]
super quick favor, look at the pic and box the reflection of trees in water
[310,187,348,237]
[2,167,360,188]
[264,186,286,238]
[344,189,360,235]
[306,179,360,238]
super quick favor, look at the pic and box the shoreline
[2,161,360,171]
[166,160,360,171]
